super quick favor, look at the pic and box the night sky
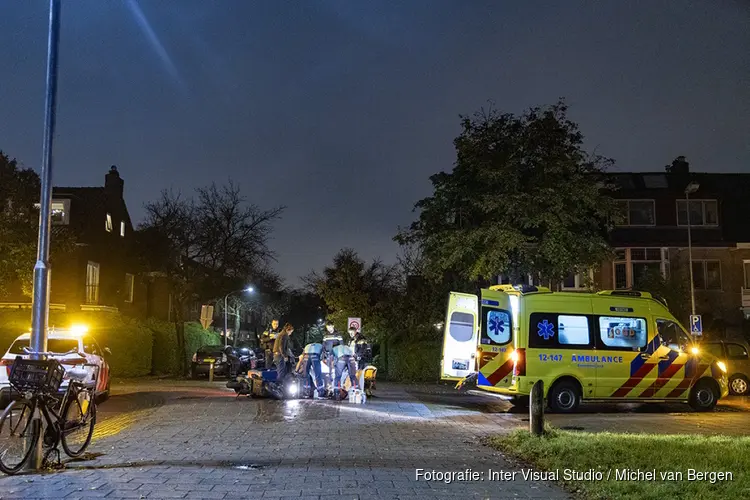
[1,1,748,286]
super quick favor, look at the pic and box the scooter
[226,356,301,400]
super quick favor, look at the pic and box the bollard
[208,361,215,383]
[530,380,544,436]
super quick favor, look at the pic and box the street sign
[690,314,703,336]
[348,317,361,332]
[200,305,214,330]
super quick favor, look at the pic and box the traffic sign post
[690,314,703,336]
[348,317,362,332]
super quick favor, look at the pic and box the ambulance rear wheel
[548,380,581,413]
[689,380,718,411]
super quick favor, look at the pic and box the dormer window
[120,220,126,237]
[106,213,113,232]
[34,199,70,225]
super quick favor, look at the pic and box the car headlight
[287,382,298,395]
[717,361,727,373]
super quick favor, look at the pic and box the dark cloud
[1,1,748,286]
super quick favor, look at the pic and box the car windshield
[197,346,223,355]
[8,338,79,355]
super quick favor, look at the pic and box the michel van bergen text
[415,468,733,484]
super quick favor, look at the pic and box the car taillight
[513,348,526,376]
[192,353,197,362]
[0,359,13,366]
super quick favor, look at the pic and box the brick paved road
[2,379,749,499]
[0,380,567,500]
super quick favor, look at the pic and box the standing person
[261,319,281,369]
[332,342,358,400]
[321,321,342,390]
[272,323,295,381]
[351,329,372,370]
[295,342,325,399]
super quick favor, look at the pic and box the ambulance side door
[440,292,479,381]
[593,311,657,398]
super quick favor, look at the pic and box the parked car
[701,340,750,395]
[0,327,111,408]
[191,345,234,378]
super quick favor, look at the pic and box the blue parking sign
[690,315,703,336]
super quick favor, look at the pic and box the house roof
[605,171,750,245]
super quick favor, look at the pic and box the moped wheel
[0,399,37,475]
[61,391,97,458]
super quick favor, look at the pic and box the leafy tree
[0,151,74,298]
[396,100,619,284]
[637,264,691,327]
[138,182,283,374]
[304,249,398,343]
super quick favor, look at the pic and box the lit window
[106,213,112,232]
[124,273,134,303]
[613,248,668,289]
[120,220,125,237]
[34,199,70,225]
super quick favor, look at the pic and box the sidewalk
[0,383,568,499]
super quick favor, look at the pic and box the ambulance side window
[528,313,593,349]
[597,316,647,350]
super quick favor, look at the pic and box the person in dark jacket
[321,321,342,390]
[272,323,294,381]
[350,329,372,370]
[261,319,281,369]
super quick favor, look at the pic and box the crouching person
[295,342,326,399]
[332,343,358,400]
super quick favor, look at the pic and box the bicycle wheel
[60,390,96,458]
[0,399,37,475]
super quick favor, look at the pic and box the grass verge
[487,428,750,500]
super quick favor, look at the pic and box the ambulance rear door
[476,289,516,390]
[440,292,479,381]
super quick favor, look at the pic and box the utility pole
[27,0,62,471]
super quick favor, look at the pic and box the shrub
[145,319,221,375]
[0,309,152,378]
[386,340,441,382]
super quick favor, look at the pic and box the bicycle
[0,348,98,475]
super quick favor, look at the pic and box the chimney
[105,165,124,199]
[665,156,690,175]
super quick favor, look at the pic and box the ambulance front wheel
[548,380,581,413]
[689,379,719,412]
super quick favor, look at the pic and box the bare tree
[138,182,284,375]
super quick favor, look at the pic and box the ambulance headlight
[690,347,700,355]
[717,361,727,373]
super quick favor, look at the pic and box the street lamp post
[27,0,61,471]
[224,287,254,347]
[685,182,700,318]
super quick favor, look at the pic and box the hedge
[0,309,220,378]
[146,319,221,375]
[385,340,441,382]
[0,309,152,378]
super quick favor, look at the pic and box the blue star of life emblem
[537,320,555,340]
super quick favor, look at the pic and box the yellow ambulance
[441,285,729,412]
